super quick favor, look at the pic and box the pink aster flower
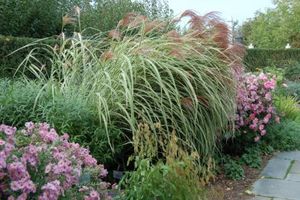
[61,133,69,141]
[85,190,100,200]
[263,116,270,124]
[249,124,257,130]
[100,168,108,178]
[259,124,265,131]
[22,145,39,166]
[254,136,260,142]
[4,143,15,155]
[1,122,111,199]
[260,130,267,136]
[0,139,5,146]
[258,73,268,81]
[83,155,97,167]
[263,79,276,89]
[0,125,17,136]
[10,178,36,194]
[16,193,28,200]
[0,151,7,169]
[39,128,59,143]
[264,92,272,101]
[39,180,61,200]
[253,118,259,124]
[7,162,29,181]
[235,72,279,141]
[24,122,35,135]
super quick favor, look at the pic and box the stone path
[251,151,300,200]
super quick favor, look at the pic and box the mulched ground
[206,154,272,200]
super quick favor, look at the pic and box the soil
[206,154,272,200]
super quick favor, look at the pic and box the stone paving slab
[251,196,272,200]
[286,173,300,182]
[273,198,297,200]
[275,151,300,161]
[290,161,300,174]
[252,151,300,199]
[252,179,300,199]
[260,158,291,179]
[273,198,295,200]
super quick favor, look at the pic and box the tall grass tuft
[18,11,243,178]
[274,95,300,121]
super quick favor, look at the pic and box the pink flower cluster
[0,123,111,200]
[235,73,280,141]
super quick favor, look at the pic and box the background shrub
[284,63,300,82]
[264,119,300,151]
[244,49,300,70]
[0,0,172,38]
[119,159,206,200]
[241,0,300,49]
[235,72,278,142]
[0,0,79,37]
[285,82,300,101]
[120,126,206,200]
[0,79,123,165]
[0,36,57,78]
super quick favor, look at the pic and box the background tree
[241,0,300,48]
[81,0,172,34]
[0,0,172,38]
[0,0,85,38]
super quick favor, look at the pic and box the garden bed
[2,6,300,199]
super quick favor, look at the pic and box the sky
[168,0,275,25]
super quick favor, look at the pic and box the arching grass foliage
[17,11,243,178]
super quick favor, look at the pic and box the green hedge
[2,36,300,77]
[0,35,57,78]
[244,48,300,71]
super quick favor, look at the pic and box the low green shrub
[265,119,300,151]
[0,78,44,126]
[223,157,244,180]
[119,159,206,200]
[0,78,123,165]
[285,82,300,101]
[284,63,300,82]
[240,147,262,169]
[259,143,274,155]
[274,95,300,121]
[119,123,207,200]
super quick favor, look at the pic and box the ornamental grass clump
[0,122,111,200]
[19,10,244,178]
[235,72,280,142]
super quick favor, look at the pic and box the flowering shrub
[236,73,280,141]
[0,122,111,200]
